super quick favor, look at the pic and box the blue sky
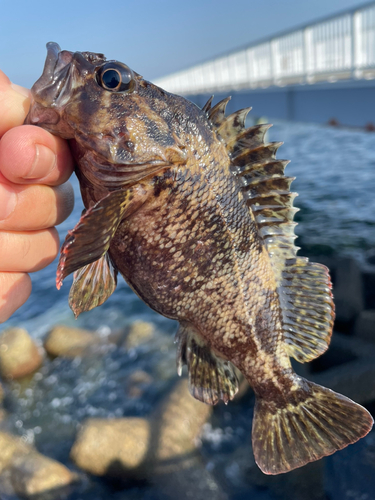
[0,0,372,88]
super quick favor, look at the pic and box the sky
[0,0,373,88]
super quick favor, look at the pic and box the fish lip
[29,42,77,110]
[36,42,61,88]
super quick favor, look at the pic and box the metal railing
[154,2,375,95]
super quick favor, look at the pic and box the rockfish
[25,42,373,474]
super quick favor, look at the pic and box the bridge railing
[154,3,375,95]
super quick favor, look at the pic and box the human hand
[0,70,75,322]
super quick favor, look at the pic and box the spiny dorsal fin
[209,98,335,363]
[202,95,214,113]
[208,97,231,128]
[175,323,238,405]
[216,107,252,144]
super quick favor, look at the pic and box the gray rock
[0,469,15,498]
[363,268,375,310]
[44,325,102,358]
[0,328,43,379]
[153,463,229,500]
[0,408,7,423]
[333,257,364,324]
[230,444,325,500]
[311,333,375,404]
[353,310,375,343]
[325,432,375,500]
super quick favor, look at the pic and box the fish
[25,42,373,475]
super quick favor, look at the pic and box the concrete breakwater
[189,78,375,129]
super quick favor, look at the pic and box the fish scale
[25,42,373,475]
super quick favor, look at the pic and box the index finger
[0,70,30,137]
[0,70,74,186]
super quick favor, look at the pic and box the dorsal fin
[209,98,335,363]
[216,107,252,144]
[208,97,231,128]
[202,95,214,113]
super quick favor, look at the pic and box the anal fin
[175,324,238,405]
[69,253,118,318]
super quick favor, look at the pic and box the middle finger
[0,228,60,273]
[0,181,74,231]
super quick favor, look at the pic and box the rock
[70,378,213,481]
[150,379,221,498]
[127,370,153,398]
[311,333,375,404]
[227,444,325,500]
[10,451,77,497]
[0,328,43,379]
[334,257,364,326]
[154,464,229,500]
[152,378,213,470]
[0,431,76,497]
[0,431,31,473]
[70,417,150,477]
[363,269,375,310]
[0,469,14,498]
[325,432,375,500]
[354,310,375,343]
[129,370,153,385]
[123,321,154,349]
[44,325,101,358]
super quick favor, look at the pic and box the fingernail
[11,82,31,98]
[25,144,57,179]
[0,184,17,221]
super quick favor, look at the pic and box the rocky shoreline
[0,255,374,500]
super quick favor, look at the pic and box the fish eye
[97,62,134,93]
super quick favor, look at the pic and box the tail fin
[252,378,373,475]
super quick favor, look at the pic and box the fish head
[26,42,187,174]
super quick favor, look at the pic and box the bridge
[154,2,375,127]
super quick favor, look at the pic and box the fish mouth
[25,43,75,128]
[26,42,105,129]
[31,43,75,108]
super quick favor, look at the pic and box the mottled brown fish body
[107,123,291,396]
[26,42,373,475]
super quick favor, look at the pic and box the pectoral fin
[57,189,133,289]
[68,253,118,318]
